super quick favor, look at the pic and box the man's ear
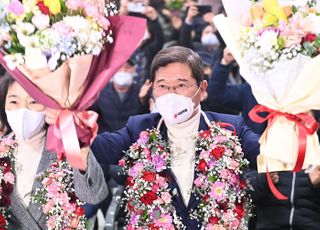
[200,80,208,100]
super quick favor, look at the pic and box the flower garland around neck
[31,160,89,230]
[119,122,253,230]
[0,133,88,229]
[0,136,17,229]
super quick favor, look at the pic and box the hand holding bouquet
[0,0,146,169]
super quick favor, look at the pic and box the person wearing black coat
[246,168,320,230]
[207,48,266,134]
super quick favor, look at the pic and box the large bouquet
[214,0,320,174]
[0,0,146,169]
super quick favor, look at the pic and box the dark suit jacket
[90,111,260,229]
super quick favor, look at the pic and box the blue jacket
[91,111,260,229]
[208,62,267,134]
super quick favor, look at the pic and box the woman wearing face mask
[0,75,52,229]
[0,74,107,229]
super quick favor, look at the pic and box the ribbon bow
[48,110,99,170]
[249,105,319,200]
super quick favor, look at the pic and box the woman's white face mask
[155,87,201,125]
[5,108,46,141]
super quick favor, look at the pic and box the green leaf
[149,132,157,143]
[292,5,297,14]
[208,175,217,182]
[277,37,285,49]
[59,0,67,14]
[23,12,33,23]
[303,41,316,56]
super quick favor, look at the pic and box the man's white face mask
[113,71,134,87]
[5,108,46,141]
[155,86,201,125]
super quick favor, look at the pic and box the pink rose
[194,177,203,187]
[161,192,171,204]
[52,21,73,36]
[118,159,125,167]
[229,160,239,170]
[151,184,159,193]
[83,2,99,19]
[220,169,230,179]
[3,172,14,184]
[98,16,110,30]
[66,0,83,10]
[230,174,239,186]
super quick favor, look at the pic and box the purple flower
[7,0,24,16]
[152,155,166,172]
[137,131,149,145]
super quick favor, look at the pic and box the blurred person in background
[119,0,165,80]
[208,47,266,134]
[91,58,152,133]
[246,163,320,230]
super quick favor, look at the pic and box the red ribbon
[249,105,319,199]
[216,122,237,136]
[54,110,98,170]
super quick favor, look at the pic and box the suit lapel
[27,150,57,222]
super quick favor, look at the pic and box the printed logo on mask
[174,108,188,119]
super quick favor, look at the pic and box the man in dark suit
[47,46,260,229]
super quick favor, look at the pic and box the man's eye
[177,84,187,89]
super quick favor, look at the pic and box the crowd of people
[1,0,320,229]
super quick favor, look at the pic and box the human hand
[185,4,198,24]
[45,108,61,125]
[203,12,215,24]
[221,47,235,66]
[309,166,320,186]
[139,79,152,104]
[145,6,158,20]
[269,172,279,184]
[119,0,129,15]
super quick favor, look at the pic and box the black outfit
[92,82,149,133]
[246,170,320,230]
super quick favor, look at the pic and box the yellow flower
[263,0,287,26]
[44,0,61,15]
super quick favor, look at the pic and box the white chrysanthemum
[17,33,40,48]
[25,47,47,70]
[3,53,24,70]
[257,30,279,56]
[14,21,35,35]
[63,16,91,33]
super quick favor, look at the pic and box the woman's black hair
[0,73,15,135]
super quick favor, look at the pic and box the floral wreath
[0,135,17,229]
[0,135,88,230]
[119,114,253,229]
